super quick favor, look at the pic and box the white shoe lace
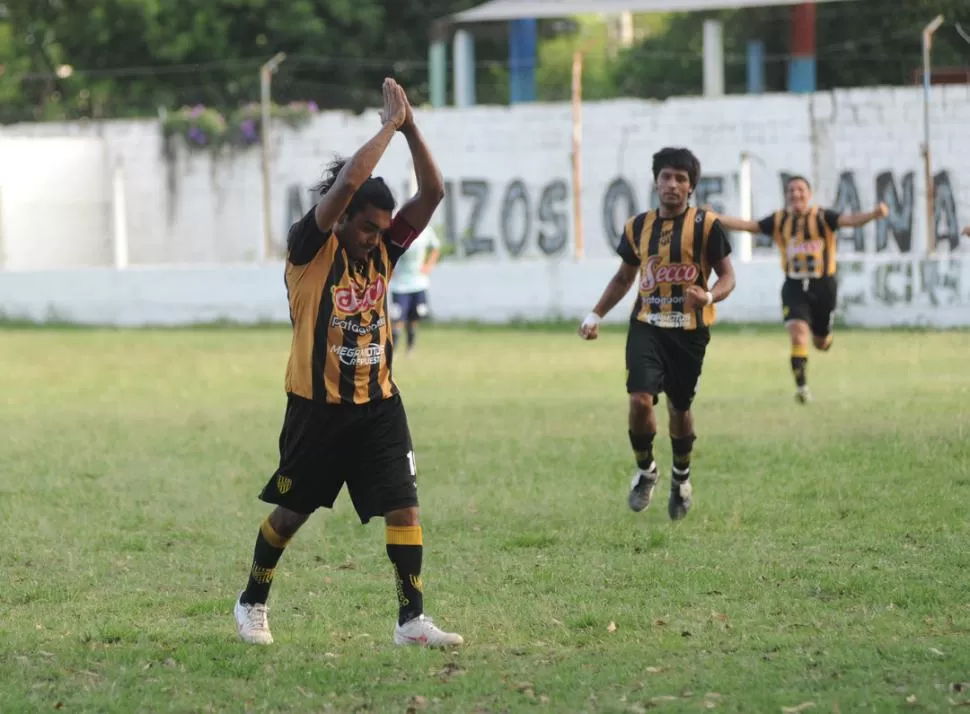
[244,603,269,632]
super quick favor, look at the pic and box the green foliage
[614,0,970,99]
[1,0,967,123]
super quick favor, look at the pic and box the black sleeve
[287,207,331,266]
[756,213,776,237]
[822,209,841,232]
[706,219,733,264]
[616,218,640,266]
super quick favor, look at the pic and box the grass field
[1,323,969,713]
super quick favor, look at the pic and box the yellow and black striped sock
[628,429,656,470]
[791,344,808,388]
[241,517,291,605]
[671,434,696,482]
[386,525,424,625]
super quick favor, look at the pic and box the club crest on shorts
[276,474,293,494]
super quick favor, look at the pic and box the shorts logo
[640,255,699,292]
[330,343,384,366]
[276,474,293,494]
[330,314,385,335]
[332,276,386,316]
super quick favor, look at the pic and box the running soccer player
[714,175,887,403]
[579,147,736,520]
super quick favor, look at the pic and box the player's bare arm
[962,225,970,237]
[395,95,446,235]
[837,202,889,228]
[684,255,736,311]
[421,246,441,275]
[713,214,761,233]
[312,78,407,234]
[578,262,639,340]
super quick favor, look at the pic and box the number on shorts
[406,450,416,477]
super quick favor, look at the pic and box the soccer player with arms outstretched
[232,78,462,649]
[713,176,887,403]
[579,147,736,520]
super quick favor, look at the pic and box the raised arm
[837,202,888,228]
[716,214,762,234]
[394,102,445,235]
[313,78,407,234]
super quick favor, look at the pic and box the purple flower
[187,126,207,145]
[189,104,205,118]
[241,118,258,140]
[307,101,318,112]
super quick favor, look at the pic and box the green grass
[1,324,969,713]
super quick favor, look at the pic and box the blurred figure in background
[715,176,887,404]
[391,220,441,354]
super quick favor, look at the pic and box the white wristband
[704,291,714,306]
[582,312,601,329]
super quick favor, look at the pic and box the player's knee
[385,506,420,527]
[269,506,310,539]
[667,404,693,435]
[813,334,833,351]
[629,392,655,417]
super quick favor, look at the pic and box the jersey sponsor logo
[640,255,699,292]
[330,314,385,335]
[643,312,691,329]
[332,275,386,316]
[329,343,384,366]
[643,295,686,306]
[787,239,824,257]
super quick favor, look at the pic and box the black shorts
[625,320,711,412]
[781,276,838,338]
[259,393,418,524]
[391,290,430,322]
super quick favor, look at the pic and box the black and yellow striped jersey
[283,209,419,405]
[617,207,731,331]
[757,207,841,279]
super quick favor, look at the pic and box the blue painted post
[747,40,765,94]
[509,19,537,104]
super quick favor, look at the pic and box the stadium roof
[445,0,855,26]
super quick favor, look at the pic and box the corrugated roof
[448,0,855,25]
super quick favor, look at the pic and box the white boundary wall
[1,85,969,327]
[1,256,968,328]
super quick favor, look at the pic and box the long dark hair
[289,157,397,252]
[310,156,396,216]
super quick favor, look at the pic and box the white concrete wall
[0,137,112,269]
[1,85,968,267]
[1,256,968,329]
[1,86,969,328]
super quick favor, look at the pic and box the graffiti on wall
[838,257,968,311]
[283,167,961,259]
[824,170,961,254]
